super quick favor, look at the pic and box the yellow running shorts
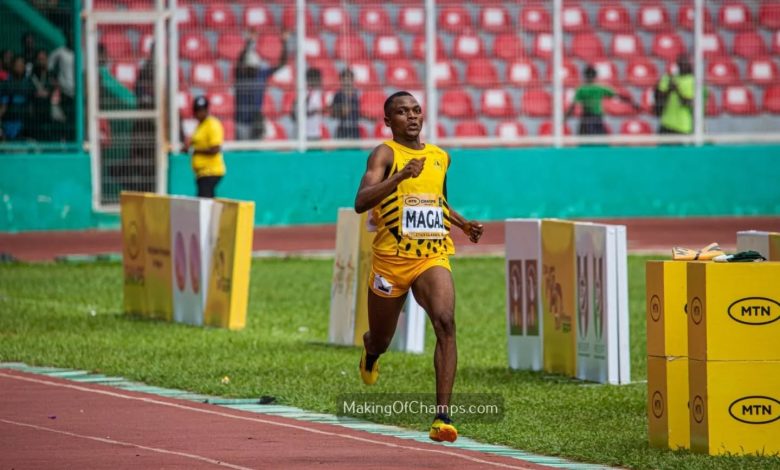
[369,251,451,298]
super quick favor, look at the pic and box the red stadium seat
[454,120,487,137]
[439,6,473,33]
[481,89,515,118]
[207,89,234,117]
[217,33,244,61]
[465,58,499,87]
[269,63,294,90]
[496,121,527,139]
[263,120,288,141]
[592,59,618,85]
[452,34,485,60]
[177,89,192,119]
[320,6,351,33]
[278,91,296,117]
[282,7,314,32]
[256,35,285,62]
[547,60,580,87]
[335,35,367,61]
[598,4,631,32]
[708,89,721,117]
[748,58,779,85]
[373,34,404,61]
[723,86,757,115]
[440,90,474,118]
[480,6,512,33]
[733,32,768,59]
[221,119,235,141]
[101,31,132,60]
[190,61,222,88]
[506,59,540,86]
[179,33,211,60]
[562,4,590,32]
[620,119,653,135]
[652,33,685,61]
[374,120,393,139]
[603,87,637,116]
[112,61,138,89]
[678,5,713,30]
[94,0,126,10]
[626,58,660,87]
[532,33,553,59]
[308,59,339,89]
[774,32,780,55]
[433,61,459,87]
[412,35,446,60]
[522,89,551,117]
[638,3,671,31]
[304,36,328,60]
[204,4,236,30]
[764,85,780,113]
[611,33,644,58]
[759,2,780,29]
[538,121,571,136]
[520,4,551,33]
[570,32,604,61]
[719,2,753,30]
[359,6,391,33]
[399,6,425,33]
[493,34,525,61]
[702,33,726,58]
[174,5,197,30]
[243,5,274,29]
[348,61,378,88]
[707,57,740,85]
[360,90,387,120]
[386,61,421,88]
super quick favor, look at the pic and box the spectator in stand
[0,55,33,141]
[49,35,75,140]
[655,54,707,135]
[234,29,290,140]
[565,64,638,135]
[0,49,13,81]
[22,32,37,75]
[292,67,324,141]
[331,68,361,139]
[28,49,58,141]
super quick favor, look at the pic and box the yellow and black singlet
[371,140,455,258]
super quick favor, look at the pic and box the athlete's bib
[400,193,446,239]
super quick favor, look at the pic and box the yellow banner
[353,212,376,346]
[121,192,147,316]
[143,195,172,321]
[541,220,576,376]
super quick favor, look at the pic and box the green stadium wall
[1,145,779,232]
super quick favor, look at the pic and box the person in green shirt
[655,54,705,135]
[565,65,638,135]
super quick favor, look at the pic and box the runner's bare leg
[363,290,407,355]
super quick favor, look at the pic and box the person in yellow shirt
[353,91,484,443]
[185,96,225,198]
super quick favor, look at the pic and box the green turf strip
[1,257,778,469]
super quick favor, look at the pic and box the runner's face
[386,96,423,139]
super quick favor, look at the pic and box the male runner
[353,91,484,443]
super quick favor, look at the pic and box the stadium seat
[440,90,474,118]
[348,61,378,89]
[112,61,138,89]
[308,59,339,89]
[386,61,421,88]
[399,6,425,33]
[626,58,660,87]
[702,33,726,58]
[707,57,740,85]
[359,6,391,33]
[678,5,713,30]
[452,34,485,60]
[256,34,284,62]
[733,32,768,59]
[496,121,528,139]
[493,34,525,61]
[278,91,296,117]
[506,58,540,86]
[611,33,644,58]
[282,6,314,31]
[538,121,572,136]
[520,5,551,33]
[412,35,446,60]
[101,31,133,60]
[774,32,780,55]
[221,119,235,141]
[598,4,631,32]
[708,89,722,116]
[335,35,367,61]
[320,6,351,33]
[652,33,685,61]
[592,59,618,85]
[522,88,552,117]
[547,60,580,87]
[764,85,780,113]
[433,61,459,87]
[374,120,393,139]
[620,119,653,135]
[360,90,387,120]
[207,89,234,117]
[481,89,515,117]
[563,88,579,116]
[638,3,671,31]
[174,5,197,30]
[94,0,126,10]
[532,33,553,59]
[465,58,499,87]
[570,32,604,61]
[438,5,472,33]
[204,4,236,30]
[263,120,288,141]
[190,61,223,88]
[748,58,779,85]
[719,2,753,30]
[479,6,512,33]
[304,36,328,61]
[216,33,244,61]
[180,32,211,61]
[722,86,757,115]
[139,32,154,56]
[269,63,294,89]
[603,87,637,116]
[243,5,274,29]
[759,2,780,29]
[454,120,487,137]
[177,89,192,119]
[373,34,404,61]
[562,4,590,32]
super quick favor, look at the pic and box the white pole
[154,0,167,194]
[169,0,180,159]
[693,0,705,146]
[552,0,563,148]
[295,0,307,152]
[85,5,101,211]
[424,0,438,144]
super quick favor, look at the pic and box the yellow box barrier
[541,220,576,376]
[689,359,780,456]
[647,355,690,450]
[687,262,780,361]
[646,261,688,358]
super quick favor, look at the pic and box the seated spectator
[331,69,361,139]
[0,55,33,141]
[29,49,60,141]
[49,36,75,140]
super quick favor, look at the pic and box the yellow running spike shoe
[359,349,379,385]
[429,416,458,443]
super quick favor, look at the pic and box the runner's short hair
[384,91,414,116]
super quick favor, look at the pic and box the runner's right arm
[354,144,424,213]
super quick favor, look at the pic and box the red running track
[0,370,552,470]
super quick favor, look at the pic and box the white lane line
[0,372,538,469]
[0,418,253,470]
